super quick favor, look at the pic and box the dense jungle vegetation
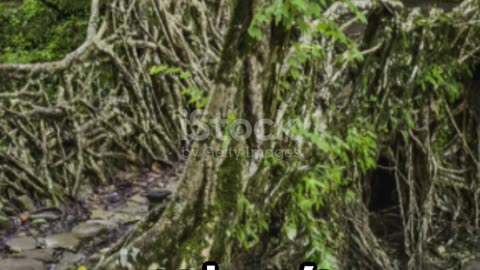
[0,0,89,63]
[0,0,479,269]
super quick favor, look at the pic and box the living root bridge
[1,0,480,269]
[0,0,222,203]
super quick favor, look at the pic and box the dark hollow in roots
[366,156,405,258]
[368,156,398,212]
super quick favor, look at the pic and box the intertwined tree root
[0,0,222,204]
[1,0,480,269]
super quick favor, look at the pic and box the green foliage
[234,195,268,249]
[287,124,377,267]
[357,9,476,147]
[149,65,185,75]
[233,123,377,267]
[418,63,469,103]
[247,0,366,99]
[149,65,208,109]
[249,0,365,38]
[230,1,373,266]
[248,0,365,70]
[418,61,471,155]
[248,0,323,38]
[413,13,474,105]
[181,87,209,109]
[0,0,88,63]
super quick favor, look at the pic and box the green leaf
[345,0,367,24]
[198,98,209,109]
[180,72,191,79]
[149,65,168,75]
[248,26,263,40]
[404,112,414,128]
[166,67,181,74]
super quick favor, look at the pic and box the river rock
[0,258,45,270]
[12,249,55,262]
[72,220,118,239]
[43,233,81,251]
[111,202,147,224]
[105,192,121,204]
[117,201,148,215]
[6,236,37,252]
[90,208,114,220]
[54,252,85,270]
[145,190,172,204]
[128,194,148,204]
[110,212,141,224]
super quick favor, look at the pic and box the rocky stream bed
[0,165,181,270]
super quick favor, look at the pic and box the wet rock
[0,215,12,231]
[128,194,148,204]
[145,190,172,204]
[43,233,81,251]
[111,202,147,224]
[90,208,114,220]
[6,236,37,252]
[12,249,55,262]
[16,231,28,237]
[118,201,148,215]
[10,216,21,227]
[105,192,121,204]
[16,195,35,212]
[0,258,45,270]
[28,229,40,237]
[55,252,85,270]
[72,220,118,240]
[109,212,142,224]
[103,185,116,194]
